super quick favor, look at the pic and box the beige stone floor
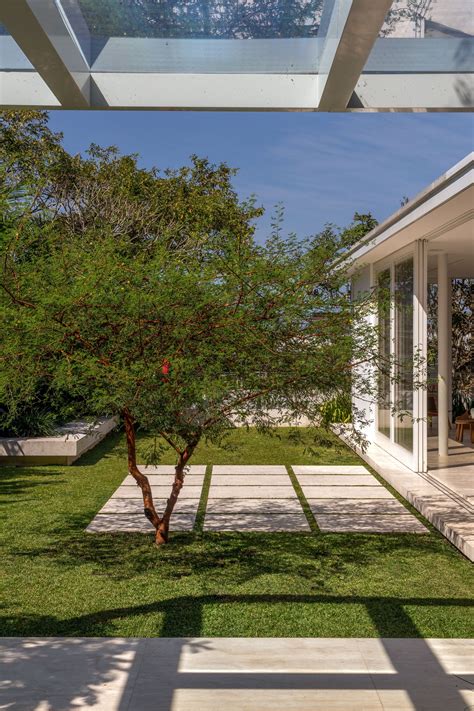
[427,436,474,504]
[1,637,472,710]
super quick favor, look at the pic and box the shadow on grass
[2,592,472,638]
[0,467,66,499]
[1,594,472,710]
[71,430,123,467]
[8,510,459,594]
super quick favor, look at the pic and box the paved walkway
[293,465,428,533]
[87,466,206,532]
[337,427,474,561]
[204,465,310,531]
[87,463,431,535]
[1,637,472,710]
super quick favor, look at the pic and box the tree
[428,279,474,418]
[1,112,378,546]
[77,0,324,39]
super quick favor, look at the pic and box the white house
[346,153,474,558]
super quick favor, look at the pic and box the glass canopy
[0,0,472,110]
[75,0,326,39]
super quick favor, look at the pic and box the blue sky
[49,111,473,241]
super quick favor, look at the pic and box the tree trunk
[155,444,196,546]
[122,408,161,532]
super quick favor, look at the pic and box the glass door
[375,255,415,469]
[393,258,414,453]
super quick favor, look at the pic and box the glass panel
[377,269,391,439]
[0,23,33,70]
[75,0,327,39]
[394,258,414,452]
[59,0,333,72]
[381,0,473,38]
[364,0,474,73]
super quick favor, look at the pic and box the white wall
[351,265,376,440]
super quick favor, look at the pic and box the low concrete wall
[0,417,118,466]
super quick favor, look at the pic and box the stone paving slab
[292,465,370,475]
[99,498,201,515]
[299,485,392,499]
[206,465,305,530]
[307,498,410,515]
[136,464,207,476]
[212,465,288,476]
[297,474,379,486]
[206,498,304,514]
[112,485,204,499]
[207,486,296,499]
[204,512,310,531]
[3,637,472,711]
[316,514,428,533]
[122,474,205,486]
[88,468,206,534]
[211,475,291,486]
[86,513,195,532]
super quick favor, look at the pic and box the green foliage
[0,381,88,437]
[77,0,324,39]
[427,279,474,417]
[319,393,352,427]
[0,110,380,456]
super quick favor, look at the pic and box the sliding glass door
[375,255,415,467]
[394,258,414,452]
[377,269,391,438]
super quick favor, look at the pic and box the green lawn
[1,428,473,638]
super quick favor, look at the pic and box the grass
[1,427,473,638]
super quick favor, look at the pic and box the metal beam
[318,0,393,111]
[0,0,90,108]
[0,71,60,107]
[91,73,319,110]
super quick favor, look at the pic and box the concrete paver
[205,465,306,531]
[87,466,206,533]
[296,474,379,486]
[307,498,410,515]
[122,474,204,486]
[211,475,291,486]
[205,498,303,514]
[99,498,201,515]
[299,485,393,499]
[293,465,428,534]
[212,465,288,476]
[112,485,204,499]
[316,514,428,533]
[292,465,370,475]
[207,485,296,499]
[203,512,310,531]
[86,513,195,532]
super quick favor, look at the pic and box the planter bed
[0,417,118,466]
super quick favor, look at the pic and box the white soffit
[348,155,474,268]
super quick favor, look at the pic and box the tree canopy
[0,111,379,544]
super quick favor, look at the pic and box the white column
[414,240,427,473]
[437,253,449,458]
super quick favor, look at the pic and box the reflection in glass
[381,0,473,38]
[394,258,414,452]
[76,0,326,39]
[377,269,391,439]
